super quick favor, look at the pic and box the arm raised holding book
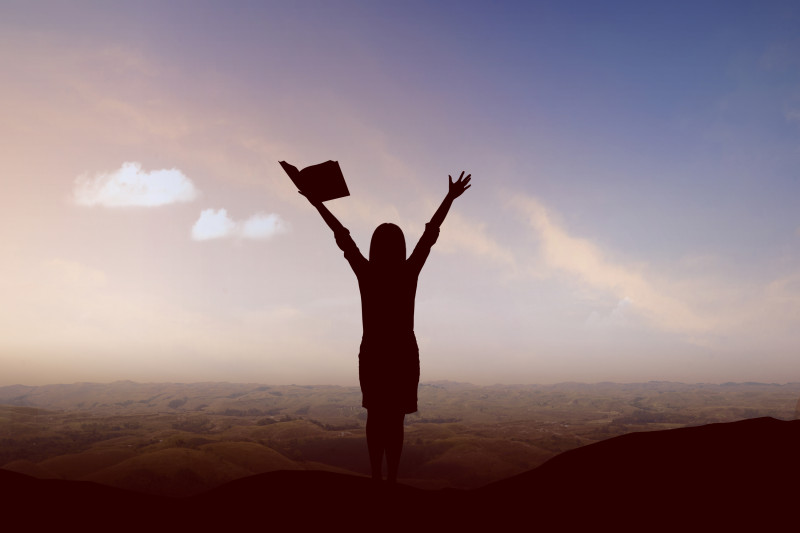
[299,190,347,235]
[300,189,367,272]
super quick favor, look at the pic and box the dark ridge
[3,417,797,529]
[477,417,800,528]
[0,468,172,528]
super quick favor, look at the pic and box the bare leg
[366,410,384,481]
[385,411,405,484]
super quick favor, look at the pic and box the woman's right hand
[299,190,323,207]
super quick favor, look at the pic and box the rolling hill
[3,417,797,530]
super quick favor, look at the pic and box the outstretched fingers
[456,171,471,189]
[447,171,472,198]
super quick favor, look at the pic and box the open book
[279,160,350,202]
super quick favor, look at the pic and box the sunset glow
[1,1,798,385]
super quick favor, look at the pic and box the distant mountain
[3,417,797,529]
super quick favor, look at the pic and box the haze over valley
[3,380,798,495]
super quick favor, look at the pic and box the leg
[366,409,385,481]
[385,411,405,484]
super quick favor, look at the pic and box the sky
[1,0,798,386]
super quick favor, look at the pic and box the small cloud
[241,213,288,240]
[191,209,288,241]
[192,209,237,241]
[74,162,198,207]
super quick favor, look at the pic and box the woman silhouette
[301,171,471,483]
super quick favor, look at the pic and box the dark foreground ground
[3,417,798,531]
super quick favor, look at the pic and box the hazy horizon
[2,1,799,386]
[4,378,800,390]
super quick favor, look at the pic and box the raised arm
[300,190,367,273]
[429,171,471,228]
[407,172,471,273]
[300,191,347,235]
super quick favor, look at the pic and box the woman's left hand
[448,171,472,199]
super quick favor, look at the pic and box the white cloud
[192,209,288,241]
[433,211,517,271]
[511,194,715,334]
[74,162,198,207]
[192,208,238,241]
[241,213,288,239]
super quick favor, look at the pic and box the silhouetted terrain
[479,417,799,529]
[3,417,798,530]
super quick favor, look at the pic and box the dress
[335,224,439,413]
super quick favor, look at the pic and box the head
[369,223,406,266]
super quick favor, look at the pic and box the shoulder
[335,229,368,273]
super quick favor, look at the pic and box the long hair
[369,223,406,266]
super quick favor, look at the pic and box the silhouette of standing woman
[301,171,471,483]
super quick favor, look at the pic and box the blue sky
[0,1,798,385]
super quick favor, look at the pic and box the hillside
[3,417,797,530]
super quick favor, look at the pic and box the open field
[2,381,799,495]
